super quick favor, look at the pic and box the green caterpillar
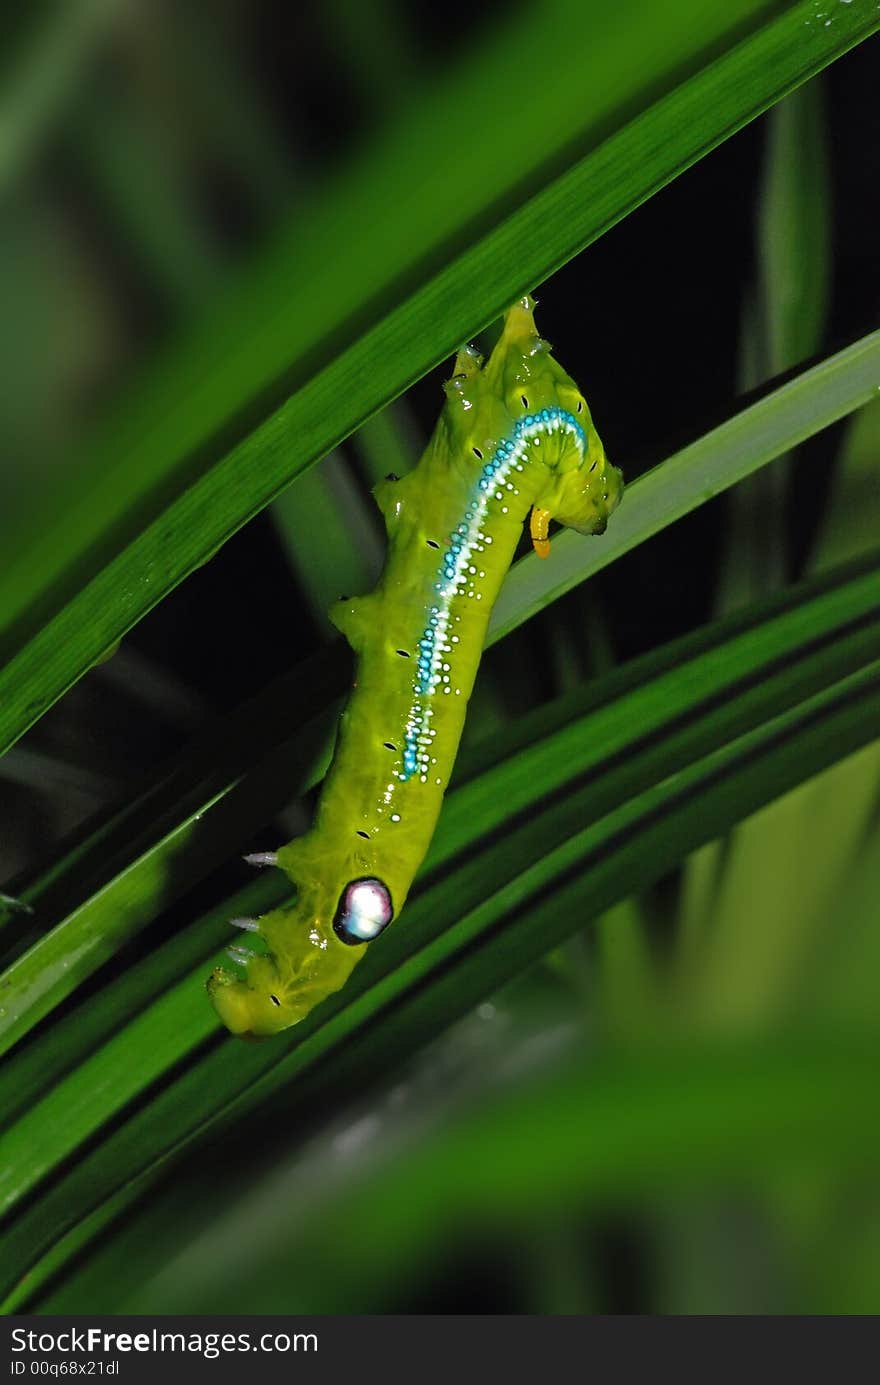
[209,297,622,1038]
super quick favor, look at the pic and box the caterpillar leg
[226,944,257,965]
[1,891,34,916]
[530,505,552,559]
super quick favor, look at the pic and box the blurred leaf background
[1,0,879,1315]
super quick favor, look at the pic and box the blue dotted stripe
[400,408,585,783]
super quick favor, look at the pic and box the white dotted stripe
[400,408,585,783]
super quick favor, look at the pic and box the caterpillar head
[487,296,623,535]
[441,297,621,533]
[543,432,624,537]
[207,875,394,1038]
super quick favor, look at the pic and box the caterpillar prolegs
[208,298,623,1037]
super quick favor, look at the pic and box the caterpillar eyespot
[333,876,394,945]
[207,296,623,1038]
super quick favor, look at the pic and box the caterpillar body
[209,298,622,1038]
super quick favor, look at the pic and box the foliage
[0,0,878,1315]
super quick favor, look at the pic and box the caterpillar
[208,297,622,1038]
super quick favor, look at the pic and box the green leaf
[269,449,384,635]
[758,78,831,377]
[680,68,834,971]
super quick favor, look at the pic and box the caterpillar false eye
[206,296,623,1039]
[333,877,394,945]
